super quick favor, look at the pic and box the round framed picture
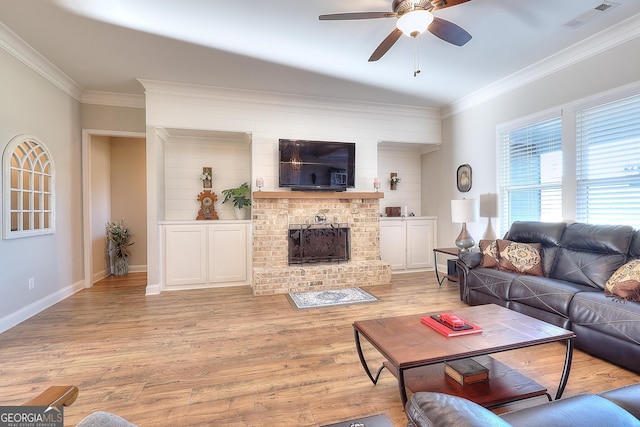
[457,164,472,192]
[314,212,327,224]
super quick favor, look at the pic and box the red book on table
[421,314,483,337]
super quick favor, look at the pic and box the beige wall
[0,48,83,326]
[90,135,112,279]
[428,36,640,248]
[81,104,146,133]
[110,137,147,270]
[81,103,147,281]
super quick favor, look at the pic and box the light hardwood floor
[0,272,637,426]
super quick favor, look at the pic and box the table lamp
[451,198,478,252]
[479,193,498,240]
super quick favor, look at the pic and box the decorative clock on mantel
[196,190,219,220]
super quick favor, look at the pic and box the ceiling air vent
[564,2,619,29]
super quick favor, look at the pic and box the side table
[433,247,460,286]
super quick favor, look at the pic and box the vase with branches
[106,219,134,276]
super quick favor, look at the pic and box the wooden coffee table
[353,304,576,407]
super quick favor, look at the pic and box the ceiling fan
[319,0,472,62]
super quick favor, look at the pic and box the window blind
[576,94,640,227]
[499,117,562,232]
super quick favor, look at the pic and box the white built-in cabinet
[380,217,436,271]
[162,221,250,290]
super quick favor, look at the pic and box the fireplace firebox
[288,223,350,265]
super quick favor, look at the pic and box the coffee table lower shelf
[383,355,551,408]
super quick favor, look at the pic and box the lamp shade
[479,193,498,218]
[451,199,477,223]
[396,10,434,37]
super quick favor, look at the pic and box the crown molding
[0,21,145,108]
[443,13,640,119]
[0,21,83,101]
[138,78,439,119]
[80,90,145,109]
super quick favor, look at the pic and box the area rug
[288,287,379,310]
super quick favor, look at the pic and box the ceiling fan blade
[319,12,396,21]
[430,0,472,11]
[428,17,472,46]
[368,28,403,62]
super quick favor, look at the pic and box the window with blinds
[576,94,640,227]
[498,116,563,232]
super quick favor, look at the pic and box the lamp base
[482,217,496,240]
[455,222,475,252]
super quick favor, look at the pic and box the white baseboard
[145,283,162,295]
[128,264,146,273]
[93,268,110,284]
[0,280,85,334]
[92,264,147,284]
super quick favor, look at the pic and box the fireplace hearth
[252,192,391,295]
[288,223,350,265]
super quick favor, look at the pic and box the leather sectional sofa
[406,384,640,426]
[457,221,640,373]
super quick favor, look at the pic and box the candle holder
[256,177,264,191]
[373,177,380,192]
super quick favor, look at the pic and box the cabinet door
[380,221,407,270]
[208,224,248,283]
[165,225,207,286]
[406,220,434,269]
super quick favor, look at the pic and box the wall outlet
[28,277,35,290]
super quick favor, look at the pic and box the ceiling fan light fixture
[396,10,434,37]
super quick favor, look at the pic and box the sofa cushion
[500,394,640,427]
[605,259,640,302]
[559,223,634,254]
[569,290,640,346]
[599,384,640,420]
[466,268,519,302]
[504,221,566,246]
[406,392,511,427]
[497,240,544,277]
[479,239,500,268]
[551,250,626,290]
[550,223,633,289]
[505,221,566,275]
[629,230,640,259]
[508,275,587,318]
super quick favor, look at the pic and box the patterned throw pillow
[605,259,640,302]
[496,240,544,277]
[479,239,499,268]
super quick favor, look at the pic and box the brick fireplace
[252,192,391,295]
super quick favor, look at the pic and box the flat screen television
[279,139,355,191]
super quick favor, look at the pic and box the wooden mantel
[253,191,384,199]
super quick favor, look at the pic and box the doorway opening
[82,130,147,288]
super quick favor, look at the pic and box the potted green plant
[221,182,252,219]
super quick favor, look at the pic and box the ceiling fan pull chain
[413,37,421,77]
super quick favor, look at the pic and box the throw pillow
[497,240,544,277]
[479,239,499,268]
[605,259,640,302]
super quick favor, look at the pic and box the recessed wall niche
[161,128,251,221]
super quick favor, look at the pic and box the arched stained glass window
[3,135,55,239]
